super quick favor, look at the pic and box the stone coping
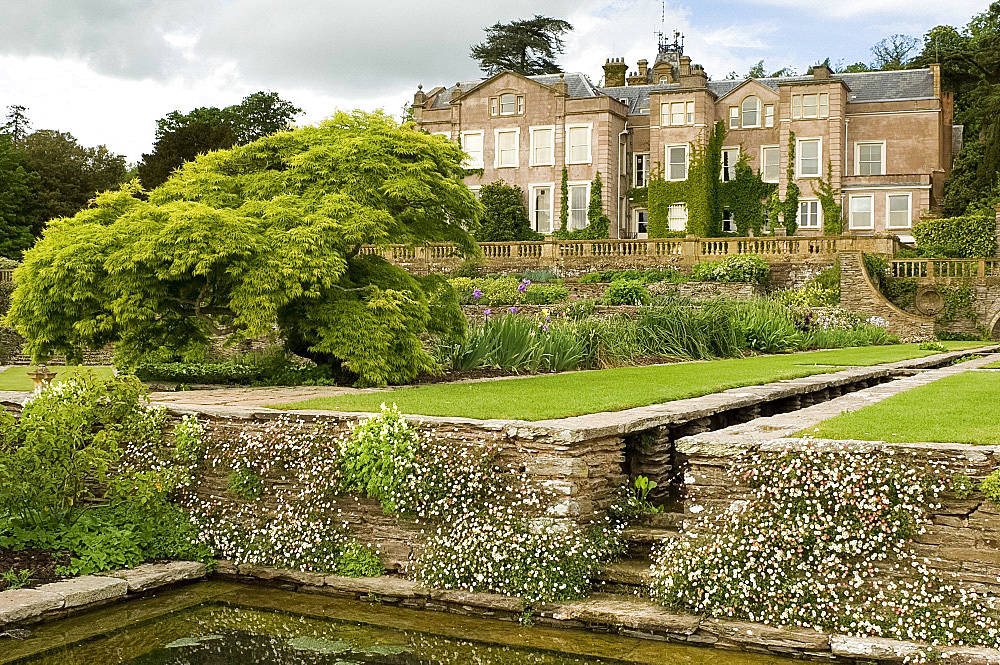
[0,561,207,628]
[214,563,1000,664]
[155,346,997,443]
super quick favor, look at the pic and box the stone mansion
[410,40,958,239]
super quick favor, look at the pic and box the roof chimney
[553,73,569,96]
[637,59,648,78]
[603,57,627,87]
[679,56,692,77]
[812,63,832,80]
[680,64,708,89]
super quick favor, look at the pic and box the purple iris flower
[517,278,530,293]
[508,306,518,314]
[472,287,483,299]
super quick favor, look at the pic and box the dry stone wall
[839,251,936,341]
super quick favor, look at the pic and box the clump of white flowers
[651,445,1000,648]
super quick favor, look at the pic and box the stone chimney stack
[679,56,692,77]
[603,58,627,87]
[812,63,832,80]
[413,84,426,107]
[637,59,648,79]
[553,73,569,96]
[680,64,708,89]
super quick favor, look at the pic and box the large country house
[410,39,959,239]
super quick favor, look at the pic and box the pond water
[0,582,790,665]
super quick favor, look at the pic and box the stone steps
[621,525,678,558]
[592,558,653,595]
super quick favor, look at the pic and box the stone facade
[414,41,955,238]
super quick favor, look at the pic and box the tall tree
[1,105,31,143]
[138,91,302,189]
[0,135,38,259]
[8,111,480,387]
[21,130,127,233]
[476,181,541,241]
[871,34,919,70]
[470,15,573,76]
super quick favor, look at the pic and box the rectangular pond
[0,581,791,665]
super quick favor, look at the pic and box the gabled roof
[596,68,937,116]
[428,71,599,109]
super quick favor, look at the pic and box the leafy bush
[0,375,211,573]
[981,470,1000,505]
[476,181,544,242]
[0,280,13,316]
[449,276,568,306]
[913,214,997,258]
[133,348,340,386]
[338,405,420,513]
[520,269,557,283]
[729,299,803,353]
[578,268,688,284]
[691,254,770,284]
[602,279,651,305]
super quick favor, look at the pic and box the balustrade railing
[888,258,1000,281]
[360,234,894,270]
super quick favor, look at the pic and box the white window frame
[460,130,484,169]
[666,143,689,182]
[721,147,740,182]
[498,93,523,116]
[855,141,886,177]
[528,182,555,234]
[763,104,775,128]
[886,192,912,229]
[849,194,875,230]
[494,128,520,168]
[761,145,780,183]
[565,123,593,165]
[529,126,555,167]
[729,106,739,129]
[792,92,830,119]
[634,208,649,238]
[633,152,649,188]
[686,101,694,125]
[796,137,822,179]
[667,203,688,232]
[741,96,761,128]
[567,181,590,230]
[468,185,481,199]
[798,199,822,229]
[721,207,735,233]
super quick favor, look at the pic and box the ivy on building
[558,167,569,233]
[647,121,776,238]
[812,160,843,235]
[768,132,800,235]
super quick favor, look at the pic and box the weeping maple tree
[7,111,480,386]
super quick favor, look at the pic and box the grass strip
[0,365,115,391]
[802,370,1000,446]
[275,343,985,421]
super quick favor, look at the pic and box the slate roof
[595,68,937,116]
[428,72,599,109]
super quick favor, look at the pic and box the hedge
[912,215,997,258]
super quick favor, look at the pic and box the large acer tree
[8,111,480,386]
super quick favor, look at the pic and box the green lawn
[982,360,1000,369]
[274,342,988,421]
[803,370,1000,446]
[0,365,115,391]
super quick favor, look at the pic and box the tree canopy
[0,135,37,258]
[138,91,302,189]
[470,15,573,76]
[8,111,481,387]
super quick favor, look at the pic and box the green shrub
[227,469,263,500]
[913,215,997,258]
[520,269,557,283]
[452,259,485,278]
[729,300,802,354]
[476,181,544,242]
[918,341,947,352]
[339,404,420,514]
[132,348,340,386]
[0,281,13,316]
[578,268,688,284]
[335,541,384,578]
[981,470,1000,505]
[691,255,770,284]
[449,276,568,306]
[603,279,651,305]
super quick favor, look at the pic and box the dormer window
[492,93,525,116]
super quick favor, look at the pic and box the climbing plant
[554,171,610,239]
[812,160,843,235]
[558,167,569,234]
[719,152,776,236]
[782,133,800,235]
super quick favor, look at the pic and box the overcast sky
[0,0,986,162]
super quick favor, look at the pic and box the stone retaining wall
[839,252,936,341]
[0,326,114,366]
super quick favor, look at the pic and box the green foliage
[813,161,843,235]
[339,405,420,513]
[227,469,263,500]
[451,259,485,278]
[782,133,800,234]
[334,541,384,578]
[936,283,976,324]
[952,473,977,499]
[519,269,557,282]
[1,569,31,590]
[912,215,997,257]
[558,167,569,233]
[139,91,302,189]
[554,171,610,239]
[719,152,776,236]
[9,111,478,387]
[0,135,37,259]
[981,470,1000,505]
[602,279,651,305]
[776,262,841,307]
[476,181,543,241]
[691,254,770,284]
[863,253,889,291]
[884,278,918,311]
[623,476,662,515]
[577,268,688,284]
[918,341,948,351]
[646,176,689,238]
[133,348,339,386]
[0,280,14,315]
[449,275,567,305]
[470,15,573,76]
